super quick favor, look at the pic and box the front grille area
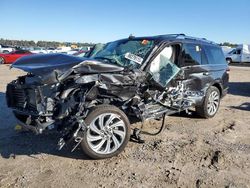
[6,83,38,112]
[6,84,26,108]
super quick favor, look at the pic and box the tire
[81,105,131,159]
[196,86,220,118]
[0,57,5,64]
[226,58,232,64]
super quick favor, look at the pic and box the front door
[148,44,181,88]
[229,49,241,62]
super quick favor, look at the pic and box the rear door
[180,43,213,95]
[202,45,229,93]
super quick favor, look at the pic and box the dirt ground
[0,65,249,188]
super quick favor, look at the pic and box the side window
[204,46,227,65]
[201,46,209,65]
[236,49,241,55]
[182,44,202,66]
[149,45,180,87]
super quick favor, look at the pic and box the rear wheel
[81,105,130,159]
[196,86,220,118]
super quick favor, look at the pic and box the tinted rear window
[204,46,227,65]
[182,44,202,66]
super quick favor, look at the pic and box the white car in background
[54,47,72,53]
[67,49,79,55]
[0,45,14,53]
[30,47,47,54]
[46,48,56,53]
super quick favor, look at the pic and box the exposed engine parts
[7,62,205,150]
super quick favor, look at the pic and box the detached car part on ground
[6,34,229,159]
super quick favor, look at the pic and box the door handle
[203,72,210,76]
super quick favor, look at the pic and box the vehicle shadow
[230,102,250,111]
[228,82,250,97]
[0,92,91,160]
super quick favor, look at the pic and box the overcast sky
[1,0,250,44]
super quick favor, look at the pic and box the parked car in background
[6,34,229,159]
[72,50,88,57]
[0,45,14,54]
[67,49,80,55]
[225,44,250,63]
[54,47,72,53]
[45,47,56,53]
[30,47,47,54]
[0,50,33,64]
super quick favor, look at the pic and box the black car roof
[120,34,218,47]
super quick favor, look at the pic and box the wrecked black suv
[6,34,229,159]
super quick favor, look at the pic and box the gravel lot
[0,65,250,188]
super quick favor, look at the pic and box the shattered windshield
[92,39,154,68]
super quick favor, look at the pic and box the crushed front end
[6,53,147,151]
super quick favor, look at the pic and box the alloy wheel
[86,113,126,154]
[207,91,220,116]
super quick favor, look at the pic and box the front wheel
[81,105,130,159]
[0,57,5,64]
[196,86,221,118]
[226,58,232,64]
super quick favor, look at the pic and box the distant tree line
[0,38,239,49]
[219,42,238,48]
[0,38,94,48]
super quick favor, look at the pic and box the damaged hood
[11,53,124,75]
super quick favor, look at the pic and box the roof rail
[157,33,186,38]
[158,34,217,45]
[177,35,217,45]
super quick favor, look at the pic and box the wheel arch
[212,82,223,97]
[226,57,232,63]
